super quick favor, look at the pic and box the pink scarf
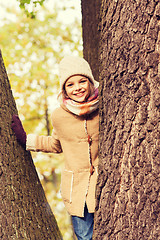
[59,88,99,116]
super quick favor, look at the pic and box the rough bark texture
[0,50,62,239]
[82,0,160,239]
[95,0,160,239]
[81,0,101,81]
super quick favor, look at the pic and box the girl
[12,56,99,240]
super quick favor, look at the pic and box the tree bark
[82,0,160,239]
[0,50,62,239]
[81,0,101,81]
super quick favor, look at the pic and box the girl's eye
[80,79,87,83]
[66,83,73,87]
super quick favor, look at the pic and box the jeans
[71,204,94,240]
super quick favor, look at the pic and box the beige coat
[27,105,99,217]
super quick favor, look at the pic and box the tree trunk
[81,0,101,81]
[0,50,62,239]
[82,0,160,239]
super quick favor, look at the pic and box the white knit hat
[59,56,96,90]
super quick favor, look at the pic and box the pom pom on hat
[59,56,96,90]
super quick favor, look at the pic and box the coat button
[90,165,94,175]
[88,135,92,145]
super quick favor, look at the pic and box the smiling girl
[12,56,99,240]
[64,75,91,102]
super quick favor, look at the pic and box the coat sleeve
[26,129,62,153]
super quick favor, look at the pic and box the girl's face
[65,75,91,102]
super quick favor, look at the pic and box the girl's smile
[65,75,90,102]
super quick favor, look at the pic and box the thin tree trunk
[44,97,51,136]
[0,50,62,239]
[81,0,101,81]
[82,0,160,239]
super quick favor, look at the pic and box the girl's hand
[11,115,26,148]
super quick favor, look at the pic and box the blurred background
[0,0,82,239]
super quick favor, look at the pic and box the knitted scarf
[59,88,99,116]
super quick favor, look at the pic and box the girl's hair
[62,76,95,100]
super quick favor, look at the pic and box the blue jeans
[71,204,94,240]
